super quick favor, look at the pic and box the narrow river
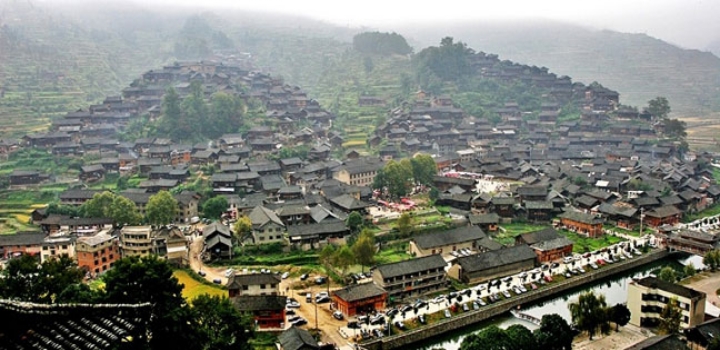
[416,256,684,350]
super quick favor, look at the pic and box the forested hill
[396,20,720,116]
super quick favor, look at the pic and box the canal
[417,256,685,350]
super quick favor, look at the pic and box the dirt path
[189,232,226,284]
[574,324,651,350]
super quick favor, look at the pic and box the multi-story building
[75,232,120,275]
[40,234,76,263]
[409,225,501,258]
[628,276,706,329]
[332,158,384,187]
[227,273,281,297]
[248,206,285,244]
[373,254,447,302]
[119,226,155,258]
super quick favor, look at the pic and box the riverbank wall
[361,249,670,350]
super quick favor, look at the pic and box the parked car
[197,270,206,277]
[472,301,480,310]
[502,290,512,298]
[477,298,487,306]
[286,308,296,316]
[288,315,302,323]
[333,311,344,320]
[414,299,428,309]
[550,262,560,269]
[419,314,426,324]
[306,293,312,303]
[373,329,384,338]
[281,272,290,279]
[370,315,385,325]
[286,301,301,309]
[300,273,309,281]
[394,321,406,330]
[400,304,413,313]
[315,276,327,285]
[462,303,469,312]
[212,278,221,284]
[432,296,447,304]
[291,318,307,326]
[444,309,452,318]
[590,263,599,270]
[315,295,331,304]
[347,320,360,329]
[224,269,234,277]
[387,308,399,318]
[518,284,528,293]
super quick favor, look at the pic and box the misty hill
[396,20,720,116]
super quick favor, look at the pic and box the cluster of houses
[5,59,342,188]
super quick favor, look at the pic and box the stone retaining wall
[362,249,670,350]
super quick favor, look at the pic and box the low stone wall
[362,249,670,350]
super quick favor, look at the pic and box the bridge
[510,309,541,326]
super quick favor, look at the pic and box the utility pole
[640,207,645,236]
[315,297,319,331]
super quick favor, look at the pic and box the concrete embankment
[362,249,670,350]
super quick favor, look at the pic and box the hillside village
[1,49,720,349]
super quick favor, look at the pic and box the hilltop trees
[414,37,474,89]
[647,97,671,119]
[352,32,412,55]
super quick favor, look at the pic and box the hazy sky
[46,0,720,50]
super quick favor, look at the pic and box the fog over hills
[391,20,720,116]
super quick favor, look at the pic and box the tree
[208,92,243,138]
[664,119,687,139]
[657,266,678,283]
[684,263,697,277]
[101,255,202,349]
[233,215,253,240]
[704,249,720,271]
[82,191,116,218]
[569,292,610,340]
[319,244,337,269]
[647,97,671,119]
[352,229,376,271]
[708,337,720,350]
[383,159,413,198]
[460,325,510,350]
[109,195,143,226]
[411,154,437,186]
[534,314,574,350]
[333,245,355,277]
[658,297,683,335]
[190,294,254,350]
[396,212,413,238]
[346,211,364,233]
[607,303,631,332]
[505,324,538,350]
[203,196,228,220]
[146,190,178,226]
[0,254,85,303]
[45,202,80,217]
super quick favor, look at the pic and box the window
[260,284,266,289]
[242,286,249,291]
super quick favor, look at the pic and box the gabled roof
[330,194,370,211]
[412,226,486,250]
[333,283,386,303]
[376,255,446,279]
[645,205,682,218]
[249,206,284,228]
[203,222,232,237]
[0,231,45,247]
[278,327,320,350]
[531,237,574,251]
[558,211,604,225]
[518,228,561,245]
[468,213,500,225]
[455,245,536,273]
[287,219,348,238]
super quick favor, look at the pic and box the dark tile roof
[0,299,152,350]
[0,231,45,246]
[376,255,446,279]
[412,226,486,250]
[468,213,500,225]
[278,326,320,350]
[635,276,705,300]
[333,283,386,303]
[227,273,281,289]
[287,220,348,238]
[531,237,574,251]
[646,205,682,218]
[202,222,232,237]
[519,228,561,245]
[686,318,720,346]
[233,295,286,312]
[558,210,604,225]
[624,334,689,350]
[455,245,536,273]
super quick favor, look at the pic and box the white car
[281,272,290,279]
[432,296,447,304]
[224,269,235,277]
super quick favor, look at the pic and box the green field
[173,270,226,301]
[560,230,626,253]
[493,223,549,245]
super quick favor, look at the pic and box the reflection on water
[417,257,676,350]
